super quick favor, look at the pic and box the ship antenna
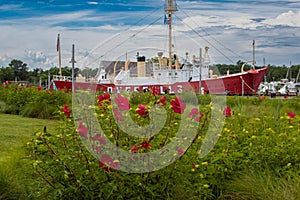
[164,0,178,69]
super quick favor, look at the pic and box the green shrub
[0,84,71,119]
[25,93,300,199]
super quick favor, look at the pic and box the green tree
[0,67,14,83]
[8,59,28,81]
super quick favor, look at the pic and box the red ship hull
[53,67,268,95]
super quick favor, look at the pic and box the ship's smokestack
[157,52,163,69]
[174,54,180,69]
[137,56,146,77]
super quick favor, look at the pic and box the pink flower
[176,146,184,156]
[260,95,265,100]
[288,112,295,119]
[93,145,102,153]
[130,145,137,153]
[223,106,231,117]
[62,104,71,118]
[38,86,42,91]
[92,134,106,144]
[160,96,166,106]
[194,115,203,122]
[113,108,124,121]
[136,104,148,117]
[77,121,89,140]
[114,94,130,111]
[189,108,199,118]
[170,97,186,114]
[188,108,204,122]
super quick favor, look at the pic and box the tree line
[0,59,98,86]
[0,59,299,85]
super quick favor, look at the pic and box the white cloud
[0,55,12,67]
[1,1,300,68]
[24,50,55,69]
[263,10,300,27]
[87,2,99,5]
[0,4,24,11]
[181,14,258,30]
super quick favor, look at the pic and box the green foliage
[224,170,300,200]
[25,92,300,199]
[0,84,71,118]
[1,86,300,199]
[8,59,29,81]
[0,158,32,200]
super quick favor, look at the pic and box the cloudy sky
[1,0,300,70]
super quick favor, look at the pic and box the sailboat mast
[165,0,178,69]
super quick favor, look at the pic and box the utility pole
[57,34,62,80]
[70,44,76,92]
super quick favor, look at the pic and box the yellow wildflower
[202,161,208,165]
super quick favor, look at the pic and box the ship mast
[252,40,256,68]
[164,0,178,69]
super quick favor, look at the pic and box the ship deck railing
[52,75,72,82]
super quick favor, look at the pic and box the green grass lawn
[0,114,58,200]
[0,114,58,162]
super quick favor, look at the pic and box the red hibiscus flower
[113,108,124,121]
[114,94,130,111]
[98,93,111,107]
[100,154,120,172]
[93,145,102,153]
[77,121,89,140]
[223,106,231,117]
[189,108,199,118]
[288,112,295,118]
[189,108,204,122]
[62,104,71,118]
[92,134,106,144]
[136,104,148,117]
[170,97,186,114]
[176,146,184,156]
[160,95,167,106]
[139,140,152,149]
[151,87,159,96]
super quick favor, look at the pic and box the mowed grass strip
[0,114,58,199]
[0,114,58,162]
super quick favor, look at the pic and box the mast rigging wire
[177,5,248,64]
[80,6,163,68]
